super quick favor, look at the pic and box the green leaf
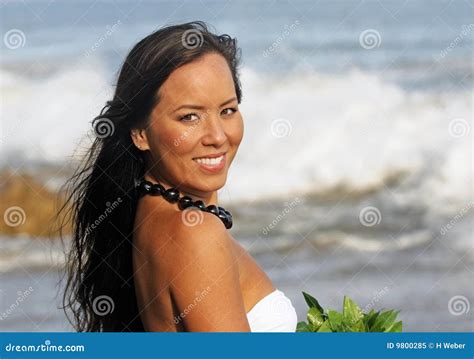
[385,321,403,333]
[302,291,324,314]
[307,307,324,331]
[364,309,379,331]
[342,296,363,327]
[297,292,402,333]
[316,320,332,332]
[327,310,343,332]
[372,310,398,332]
[349,319,366,332]
[296,321,311,332]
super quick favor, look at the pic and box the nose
[201,112,227,147]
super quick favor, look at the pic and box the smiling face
[131,52,244,202]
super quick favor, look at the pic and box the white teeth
[194,155,224,166]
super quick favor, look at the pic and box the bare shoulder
[168,208,232,253]
[163,208,237,282]
[134,198,249,331]
[136,200,229,247]
[163,209,250,331]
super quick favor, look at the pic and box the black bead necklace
[137,178,233,229]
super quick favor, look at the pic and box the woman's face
[133,52,244,201]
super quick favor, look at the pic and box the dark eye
[221,107,237,116]
[179,113,199,122]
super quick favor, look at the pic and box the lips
[193,153,227,173]
[192,152,227,160]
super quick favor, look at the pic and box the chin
[196,174,227,192]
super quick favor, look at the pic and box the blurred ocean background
[0,0,472,331]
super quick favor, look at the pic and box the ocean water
[0,0,473,331]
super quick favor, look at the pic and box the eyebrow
[171,97,237,113]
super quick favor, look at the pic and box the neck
[144,173,218,206]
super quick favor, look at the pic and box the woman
[61,21,297,332]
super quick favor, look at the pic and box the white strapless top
[246,289,298,332]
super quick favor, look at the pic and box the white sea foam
[0,61,108,163]
[0,64,471,211]
[223,68,472,210]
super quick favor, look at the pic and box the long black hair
[59,21,243,332]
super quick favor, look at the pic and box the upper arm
[167,211,250,332]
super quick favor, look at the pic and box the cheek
[228,116,244,146]
[148,123,194,156]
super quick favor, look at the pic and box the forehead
[157,52,236,109]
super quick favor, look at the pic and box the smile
[193,154,226,173]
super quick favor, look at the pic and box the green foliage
[296,292,402,332]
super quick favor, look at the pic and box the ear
[130,128,150,151]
